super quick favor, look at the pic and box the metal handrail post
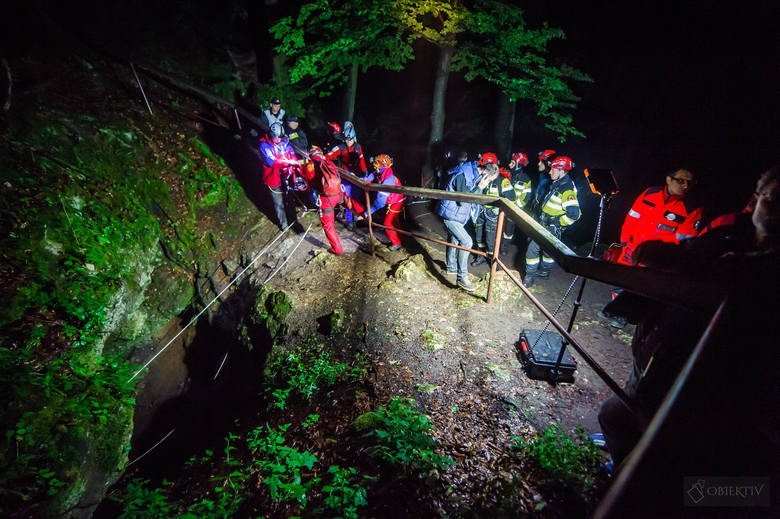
[486,211,505,304]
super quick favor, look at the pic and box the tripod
[521,168,620,383]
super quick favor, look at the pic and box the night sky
[517,1,779,230]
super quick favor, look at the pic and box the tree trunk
[494,93,516,160]
[422,45,454,186]
[1,58,11,113]
[342,61,358,122]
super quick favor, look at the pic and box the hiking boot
[441,266,457,276]
[537,268,552,278]
[388,244,401,251]
[471,255,487,266]
[457,276,476,292]
[597,310,628,329]
[522,274,535,287]
[346,221,355,231]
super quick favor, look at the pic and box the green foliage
[2,127,166,330]
[396,0,465,46]
[321,465,369,519]
[357,397,455,474]
[270,0,414,96]
[247,423,319,507]
[1,348,138,510]
[264,338,357,409]
[118,478,176,519]
[511,424,601,491]
[452,0,591,142]
[2,112,243,513]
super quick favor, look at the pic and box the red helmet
[327,122,341,135]
[511,152,529,167]
[549,155,575,171]
[478,152,499,166]
[309,145,325,159]
[538,149,556,162]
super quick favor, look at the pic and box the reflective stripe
[628,209,641,218]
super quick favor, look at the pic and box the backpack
[319,158,343,197]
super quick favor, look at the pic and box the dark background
[3,0,778,244]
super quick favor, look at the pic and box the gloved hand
[603,243,625,263]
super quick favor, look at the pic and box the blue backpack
[437,161,480,224]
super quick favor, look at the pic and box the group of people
[256,98,405,255]
[437,147,580,291]
[255,101,779,492]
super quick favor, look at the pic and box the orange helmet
[511,152,529,167]
[478,152,499,166]
[373,154,393,169]
[538,149,556,162]
[549,155,575,171]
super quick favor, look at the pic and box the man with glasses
[611,168,702,266]
[598,168,703,328]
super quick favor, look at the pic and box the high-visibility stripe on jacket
[539,175,581,227]
[483,176,516,217]
[617,185,702,265]
[510,167,532,209]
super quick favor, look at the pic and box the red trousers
[351,198,403,246]
[318,192,344,255]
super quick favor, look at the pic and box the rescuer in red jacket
[301,146,346,255]
[599,168,703,328]
[612,168,703,266]
[353,154,405,250]
[326,121,367,231]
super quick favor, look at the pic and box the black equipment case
[517,329,577,382]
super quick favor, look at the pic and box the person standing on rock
[353,154,405,250]
[472,152,516,266]
[326,121,367,231]
[438,158,499,292]
[501,151,532,255]
[523,155,580,287]
[301,146,347,255]
[260,122,298,230]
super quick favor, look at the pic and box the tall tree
[270,0,413,122]
[455,1,591,153]
[398,0,589,182]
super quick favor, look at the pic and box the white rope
[128,225,291,382]
[213,352,229,380]
[264,222,313,284]
[126,428,175,467]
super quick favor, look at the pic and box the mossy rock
[318,308,347,336]
[250,286,292,340]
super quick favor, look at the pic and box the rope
[264,222,313,284]
[128,225,291,382]
[126,428,175,467]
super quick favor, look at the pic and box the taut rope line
[128,223,292,382]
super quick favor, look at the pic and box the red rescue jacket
[616,185,702,265]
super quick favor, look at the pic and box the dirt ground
[245,195,636,513]
[261,198,634,432]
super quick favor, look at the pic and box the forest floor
[213,196,635,516]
